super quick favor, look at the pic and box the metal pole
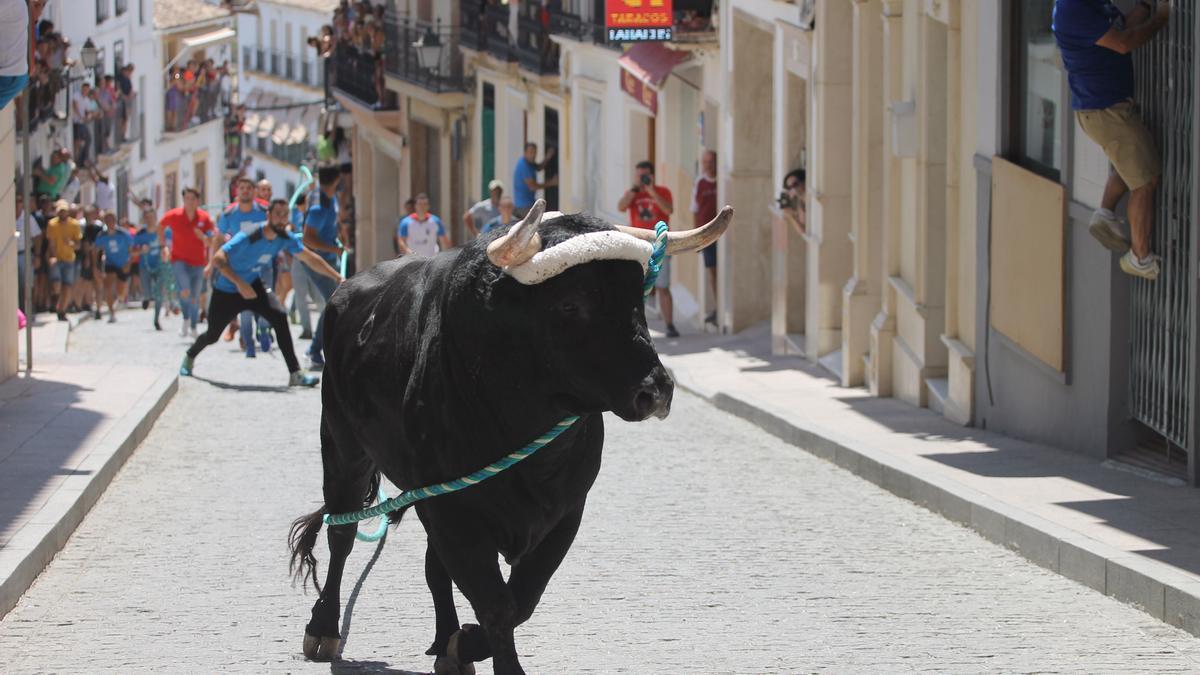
[21,88,32,374]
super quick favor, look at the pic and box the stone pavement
[654,322,1200,638]
[1,311,176,618]
[3,310,1200,672]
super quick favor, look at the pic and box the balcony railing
[545,0,620,51]
[460,4,485,51]
[164,76,224,133]
[547,6,586,40]
[270,52,281,77]
[93,91,141,153]
[331,44,397,109]
[517,14,559,75]
[384,17,469,94]
[244,47,326,90]
[485,4,517,62]
[300,57,326,89]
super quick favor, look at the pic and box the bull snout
[625,367,674,422]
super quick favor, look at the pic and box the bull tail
[289,507,326,593]
[288,469,411,593]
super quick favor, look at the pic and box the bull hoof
[434,655,476,675]
[302,632,341,661]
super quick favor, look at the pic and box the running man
[298,166,344,370]
[161,187,215,336]
[95,215,134,322]
[45,199,82,322]
[181,199,342,386]
[134,214,170,330]
[217,177,271,356]
[395,193,450,257]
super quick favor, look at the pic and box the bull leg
[508,505,584,626]
[422,520,523,675]
[424,540,462,657]
[303,423,374,662]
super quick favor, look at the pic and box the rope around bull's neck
[323,221,670,540]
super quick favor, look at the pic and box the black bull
[290,207,729,674]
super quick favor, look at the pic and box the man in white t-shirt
[92,168,116,213]
[463,179,503,238]
[395,193,451,257]
[0,0,31,111]
[15,193,42,313]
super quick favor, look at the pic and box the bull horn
[615,205,734,255]
[487,199,546,267]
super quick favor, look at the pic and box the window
[139,0,144,25]
[165,170,178,210]
[1010,0,1064,181]
[96,0,109,22]
[116,0,127,16]
[113,40,125,74]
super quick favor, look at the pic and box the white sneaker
[1119,251,1161,281]
[1088,210,1131,253]
[179,318,188,337]
[189,323,200,337]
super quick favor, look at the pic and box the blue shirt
[481,215,516,235]
[304,193,340,265]
[217,203,268,238]
[396,213,446,257]
[133,229,162,270]
[1053,0,1134,110]
[512,157,537,209]
[96,229,134,269]
[291,207,304,232]
[214,225,304,294]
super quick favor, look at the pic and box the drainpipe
[22,89,32,373]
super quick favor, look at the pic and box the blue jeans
[291,260,324,335]
[305,267,338,359]
[172,261,205,328]
[141,263,169,321]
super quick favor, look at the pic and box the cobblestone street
[4,314,1200,673]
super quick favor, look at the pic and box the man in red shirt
[617,160,678,338]
[692,149,718,326]
[161,187,215,336]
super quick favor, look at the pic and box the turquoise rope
[325,221,668,540]
[324,416,580,531]
[642,221,668,297]
[288,166,314,211]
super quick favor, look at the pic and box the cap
[54,199,70,211]
[488,179,504,192]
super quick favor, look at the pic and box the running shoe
[288,371,320,387]
[259,328,272,354]
[665,324,680,338]
[189,323,199,338]
[308,352,325,371]
[93,307,101,320]
[179,318,188,337]
[154,319,162,331]
[142,299,149,310]
[1088,210,1131,254]
[179,355,194,376]
[1119,251,1161,281]
[107,314,116,324]
[299,330,313,340]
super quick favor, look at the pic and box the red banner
[605,0,674,42]
[621,68,658,114]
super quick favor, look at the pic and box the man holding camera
[618,160,678,338]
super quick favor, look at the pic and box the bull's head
[477,200,733,422]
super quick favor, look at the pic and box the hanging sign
[605,0,674,43]
[621,67,658,114]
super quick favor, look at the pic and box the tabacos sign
[606,0,673,43]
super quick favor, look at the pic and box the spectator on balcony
[512,143,557,217]
[97,75,117,151]
[92,167,115,214]
[218,61,232,112]
[464,179,505,238]
[1053,0,1171,281]
[72,83,101,162]
[224,104,244,168]
[33,148,73,200]
[116,63,135,142]
[165,69,183,132]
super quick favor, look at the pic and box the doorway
[482,83,495,199]
[543,106,559,210]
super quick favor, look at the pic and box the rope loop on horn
[642,221,669,297]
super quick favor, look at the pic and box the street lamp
[413,24,442,74]
[79,38,99,70]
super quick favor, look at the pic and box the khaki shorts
[1075,101,1161,190]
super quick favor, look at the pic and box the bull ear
[488,199,545,268]
[613,206,734,254]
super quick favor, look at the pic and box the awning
[163,26,238,73]
[618,42,691,91]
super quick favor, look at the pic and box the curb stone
[668,371,1200,639]
[0,372,178,619]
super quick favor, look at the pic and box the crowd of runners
[18,163,349,388]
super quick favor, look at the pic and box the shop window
[1010,0,1064,182]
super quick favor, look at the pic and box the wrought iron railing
[672,0,716,42]
[331,44,397,109]
[1130,2,1195,464]
[383,17,469,93]
[517,13,560,75]
[485,4,517,62]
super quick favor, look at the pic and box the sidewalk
[0,313,177,618]
[655,323,1200,637]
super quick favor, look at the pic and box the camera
[776,191,795,210]
[639,174,652,186]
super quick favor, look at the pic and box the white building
[235,0,334,197]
